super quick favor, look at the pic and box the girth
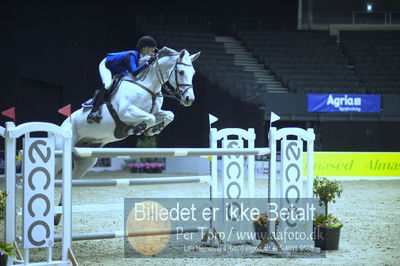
[123,79,162,114]
[104,79,159,139]
[105,101,146,139]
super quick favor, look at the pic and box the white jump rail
[53,228,200,242]
[74,147,270,158]
[16,228,199,243]
[53,175,212,187]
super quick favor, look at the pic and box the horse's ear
[190,52,201,62]
[180,49,186,59]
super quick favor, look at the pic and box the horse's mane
[138,47,179,66]
[135,47,180,80]
[157,47,179,58]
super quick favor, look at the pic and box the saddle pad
[81,79,121,108]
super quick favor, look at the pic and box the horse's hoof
[152,126,163,133]
[137,122,147,131]
[132,122,147,135]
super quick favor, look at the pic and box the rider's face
[141,47,155,56]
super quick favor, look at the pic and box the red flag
[1,107,16,122]
[58,104,71,117]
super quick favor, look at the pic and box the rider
[87,35,158,124]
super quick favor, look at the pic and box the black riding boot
[87,88,107,124]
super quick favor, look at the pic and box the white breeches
[99,58,113,90]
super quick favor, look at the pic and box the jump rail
[74,147,270,158]
[15,228,200,243]
[54,228,200,242]
[53,176,212,187]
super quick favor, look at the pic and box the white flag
[209,114,218,125]
[270,112,280,123]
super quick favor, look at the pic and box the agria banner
[308,94,381,112]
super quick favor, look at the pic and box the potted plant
[0,242,15,265]
[313,176,343,250]
[1,191,16,265]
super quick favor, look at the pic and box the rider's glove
[147,54,157,65]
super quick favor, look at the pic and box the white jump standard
[4,122,73,266]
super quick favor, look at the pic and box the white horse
[54,47,200,224]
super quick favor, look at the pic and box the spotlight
[366,3,373,13]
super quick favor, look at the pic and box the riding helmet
[136,36,157,50]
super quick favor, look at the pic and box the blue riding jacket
[105,50,148,76]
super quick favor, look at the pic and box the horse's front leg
[144,110,174,136]
[120,105,156,135]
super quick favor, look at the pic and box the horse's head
[157,47,201,107]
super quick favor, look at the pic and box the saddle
[81,79,146,139]
[81,82,119,109]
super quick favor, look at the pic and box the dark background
[0,0,399,150]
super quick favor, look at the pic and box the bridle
[155,54,193,103]
[122,52,193,113]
